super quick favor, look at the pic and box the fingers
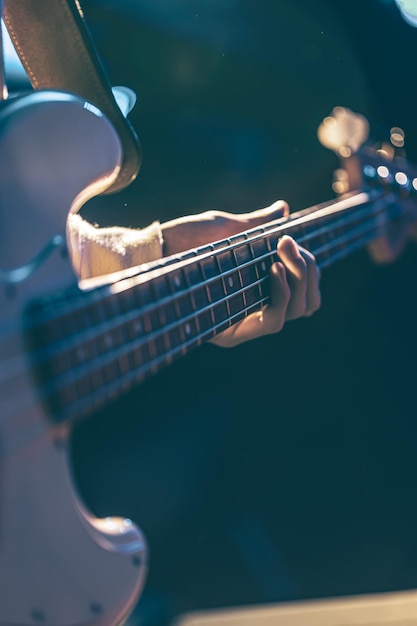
[277,236,308,320]
[277,236,321,319]
[211,236,321,348]
[242,200,290,226]
[303,248,322,316]
[211,263,290,347]
[257,261,291,333]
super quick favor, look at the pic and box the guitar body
[0,91,413,626]
[0,92,147,625]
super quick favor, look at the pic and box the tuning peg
[373,141,395,161]
[390,126,405,148]
[331,168,350,194]
[318,106,369,157]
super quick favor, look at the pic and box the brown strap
[3,0,142,193]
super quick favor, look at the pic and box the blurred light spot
[412,178,417,190]
[323,116,336,127]
[339,146,351,157]
[377,165,390,178]
[332,181,347,193]
[363,165,377,178]
[390,126,405,147]
[395,0,417,26]
[395,171,408,185]
[377,146,394,159]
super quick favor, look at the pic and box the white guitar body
[0,91,147,625]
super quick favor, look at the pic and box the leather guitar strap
[3,0,142,193]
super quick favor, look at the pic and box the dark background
[63,1,417,624]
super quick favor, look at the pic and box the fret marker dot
[185,323,191,335]
[261,262,267,272]
[228,276,234,287]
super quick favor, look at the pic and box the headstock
[318,106,370,158]
[318,106,417,201]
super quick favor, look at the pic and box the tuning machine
[318,106,369,158]
[318,106,370,195]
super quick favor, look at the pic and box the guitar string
[0,193,402,380]
[31,192,398,351]
[0,193,389,387]
[24,190,390,341]
[35,207,404,418]
[53,214,398,423]
[0,191,375,367]
[29,201,386,365]
[20,190,376,329]
[0,205,408,425]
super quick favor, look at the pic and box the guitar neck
[25,181,411,424]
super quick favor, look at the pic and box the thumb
[243,200,290,227]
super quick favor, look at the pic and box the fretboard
[25,176,415,424]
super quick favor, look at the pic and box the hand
[367,211,417,264]
[161,201,321,347]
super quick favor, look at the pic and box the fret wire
[231,244,247,315]
[152,276,176,362]
[317,208,398,269]
[47,202,400,411]
[24,189,385,380]
[215,244,232,328]
[169,268,188,355]
[296,200,389,248]
[26,191,375,331]
[318,229,382,267]
[322,223,388,267]
[9,203,407,429]
[139,190,375,282]
[0,220,382,429]
[49,247,269,365]
[40,271,270,400]
[55,297,269,422]
[247,239,263,304]
[53,209,396,423]
[0,190,410,431]
[309,212,381,260]
[182,263,202,344]
[27,192,398,375]
[200,256,217,331]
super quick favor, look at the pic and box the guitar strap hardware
[3,0,142,194]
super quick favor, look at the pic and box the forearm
[67,213,164,280]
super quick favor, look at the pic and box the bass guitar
[1,92,416,625]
